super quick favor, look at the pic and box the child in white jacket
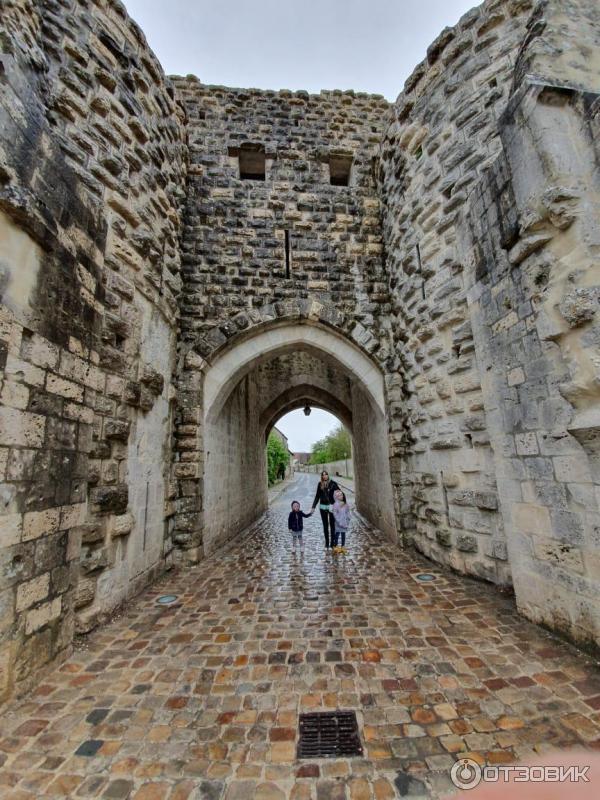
[331,489,351,553]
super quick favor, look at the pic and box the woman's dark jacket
[312,479,340,509]
[288,510,311,532]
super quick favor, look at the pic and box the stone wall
[379,0,600,647]
[462,0,600,647]
[378,0,537,585]
[171,81,397,553]
[0,0,186,702]
[380,0,544,584]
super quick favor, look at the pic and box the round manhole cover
[415,573,437,582]
[156,594,178,605]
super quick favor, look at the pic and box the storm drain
[297,711,363,759]
[415,573,437,582]
[156,594,178,605]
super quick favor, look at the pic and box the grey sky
[275,409,343,453]
[124,0,477,100]
[123,0,476,450]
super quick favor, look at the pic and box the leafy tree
[309,424,351,465]
[266,432,289,485]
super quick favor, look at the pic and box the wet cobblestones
[1,497,599,799]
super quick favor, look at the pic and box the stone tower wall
[378,0,536,584]
[0,0,186,702]
[379,0,600,647]
[171,81,395,555]
[462,0,600,647]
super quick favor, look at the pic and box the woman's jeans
[332,528,346,547]
[319,509,335,548]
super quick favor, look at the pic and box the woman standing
[311,470,340,550]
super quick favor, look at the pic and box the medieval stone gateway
[198,318,396,553]
[1,0,600,724]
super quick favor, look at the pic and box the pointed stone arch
[187,300,391,370]
[202,321,385,423]
[261,385,353,438]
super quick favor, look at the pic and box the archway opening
[269,407,353,484]
[200,322,396,553]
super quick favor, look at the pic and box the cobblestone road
[2,473,600,799]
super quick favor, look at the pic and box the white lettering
[513,767,529,782]
[529,767,544,782]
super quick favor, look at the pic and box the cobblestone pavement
[2,474,600,799]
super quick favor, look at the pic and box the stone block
[110,513,135,537]
[532,538,584,574]
[0,587,16,634]
[78,522,104,545]
[487,540,508,561]
[512,503,551,535]
[507,367,525,386]
[80,547,110,574]
[106,375,125,398]
[0,407,45,448]
[515,432,538,456]
[16,573,50,612]
[550,510,585,545]
[25,597,61,634]
[3,513,22,546]
[59,503,86,530]
[141,366,165,396]
[22,508,61,542]
[559,288,599,328]
[1,380,29,409]
[63,402,94,424]
[473,492,498,511]
[90,485,128,514]
[436,529,452,547]
[431,436,462,449]
[103,418,130,442]
[46,373,84,402]
[553,456,591,484]
[67,527,82,561]
[0,641,14,699]
[456,534,477,552]
[75,577,96,609]
[21,334,59,370]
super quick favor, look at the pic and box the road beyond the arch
[2,475,599,799]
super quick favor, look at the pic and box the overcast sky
[275,409,343,453]
[124,0,477,100]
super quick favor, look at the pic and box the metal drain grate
[298,711,363,759]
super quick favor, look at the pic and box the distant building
[271,427,294,479]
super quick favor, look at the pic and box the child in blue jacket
[288,500,313,552]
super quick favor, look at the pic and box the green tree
[266,432,289,486]
[309,424,351,466]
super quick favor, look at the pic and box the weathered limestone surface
[378,0,536,584]
[1,0,600,706]
[0,0,186,702]
[379,0,600,647]
[462,0,600,647]
[170,81,398,556]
